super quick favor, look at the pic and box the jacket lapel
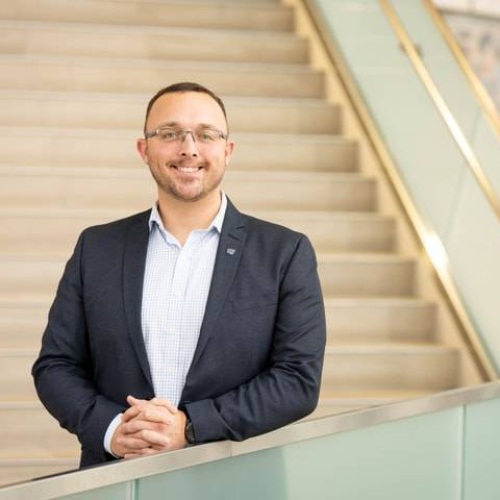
[122,210,154,391]
[186,198,247,373]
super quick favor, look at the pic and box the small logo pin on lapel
[226,248,236,256]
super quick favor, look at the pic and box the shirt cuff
[103,413,123,458]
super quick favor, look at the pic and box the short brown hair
[143,82,228,135]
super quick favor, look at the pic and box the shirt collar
[148,191,227,235]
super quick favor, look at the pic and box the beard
[148,159,225,203]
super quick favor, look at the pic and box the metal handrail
[1,381,500,500]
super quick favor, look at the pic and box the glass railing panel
[445,168,500,366]
[473,113,500,195]
[283,408,462,500]
[390,0,482,140]
[315,0,471,238]
[464,397,500,499]
[136,408,462,500]
[57,483,133,500]
[137,447,289,500]
[314,0,500,371]
[391,0,500,202]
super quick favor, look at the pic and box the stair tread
[0,251,409,263]
[0,165,368,181]
[0,342,457,356]
[0,89,332,108]
[0,389,437,410]
[320,389,436,402]
[0,456,78,464]
[0,296,432,310]
[0,19,298,39]
[0,53,315,73]
[325,342,458,355]
[83,0,285,8]
[0,126,348,142]
[0,207,389,221]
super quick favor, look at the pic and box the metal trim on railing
[423,0,500,144]
[298,0,497,381]
[379,0,500,225]
[1,381,500,500]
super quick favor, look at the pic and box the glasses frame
[144,126,228,144]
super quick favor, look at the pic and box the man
[32,82,326,467]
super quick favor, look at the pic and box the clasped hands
[111,395,188,459]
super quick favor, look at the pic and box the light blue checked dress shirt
[104,193,227,454]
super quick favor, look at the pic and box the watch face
[186,421,195,444]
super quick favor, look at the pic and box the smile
[171,165,203,173]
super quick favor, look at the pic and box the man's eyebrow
[155,121,180,128]
[155,121,222,130]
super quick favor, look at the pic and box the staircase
[0,0,483,486]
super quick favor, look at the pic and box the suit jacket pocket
[231,295,277,312]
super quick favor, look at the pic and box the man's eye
[159,130,177,140]
[198,131,217,142]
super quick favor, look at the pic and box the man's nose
[179,132,199,157]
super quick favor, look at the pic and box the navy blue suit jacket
[32,199,326,467]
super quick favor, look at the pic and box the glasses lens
[195,128,221,143]
[155,127,223,143]
[157,128,178,142]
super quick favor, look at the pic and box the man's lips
[169,164,203,173]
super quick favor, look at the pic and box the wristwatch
[185,418,196,445]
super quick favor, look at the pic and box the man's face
[137,91,234,203]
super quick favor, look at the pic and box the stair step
[1,343,458,399]
[0,0,293,32]
[318,254,415,297]
[0,209,394,256]
[0,457,78,487]
[0,401,79,457]
[0,55,323,97]
[0,20,308,64]
[324,298,436,342]
[0,349,38,399]
[0,128,356,172]
[0,252,412,302]
[322,344,460,391]
[0,296,434,349]
[0,91,342,135]
[0,168,376,212]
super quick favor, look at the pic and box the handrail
[299,0,497,381]
[1,381,500,500]
[424,0,500,142]
[379,0,500,225]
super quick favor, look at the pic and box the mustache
[167,160,205,168]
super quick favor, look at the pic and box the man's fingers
[121,419,167,435]
[151,398,178,414]
[124,448,160,460]
[122,404,143,423]
[117,435,150,450]
[139,429,170,448]
[127,395,147,406]
[142,407,175,425]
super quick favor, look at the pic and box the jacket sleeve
[31,231,125,458]
[184,235,326,443]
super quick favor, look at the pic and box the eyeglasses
[145,127,228,144]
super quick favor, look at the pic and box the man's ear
[137,138,149,164]
[225,140,235,166]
